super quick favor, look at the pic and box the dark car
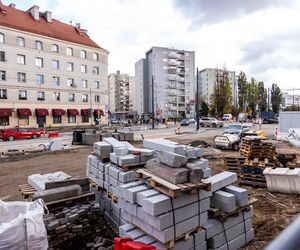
[180,118,190,126]
[0,128,41,141]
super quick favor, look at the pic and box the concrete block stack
[117,170,254,249]
[81,130,134,145]
[82,132,102,146]
[44,202,116,250]
[27,172,90,203]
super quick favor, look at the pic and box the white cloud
[5,0,300,90]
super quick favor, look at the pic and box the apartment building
[0,3,108,128]
[108,71,135,113]
[281,92,300,108]
[198,68,237,106]
[135,47,195,119]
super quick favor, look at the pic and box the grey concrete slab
[203,219,223,239]
[246,228,254,243]
[223,185,248,207]
[110,152,119,165]
[115,147,129,156]
[142,194,172,216]
[200,198,210,213]
[118,155,137,166]
[211,190,236,213]
[200,211,208,227]
[160,151,188,168]
[203,168,212,178]
[186,162,204,183]
[193,229,206,245]
[93,141,112,158]
[136,189,159,206]
[203,172,237,192]
[173,237,194,250]
[124,185,149,203]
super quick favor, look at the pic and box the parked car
[188,118,196,124]
[180,118,190,126]
[223,123,249,137]
[110,119,119,125]
[223,114,233,121]
[199,117,223,127]
[0,128,41,141]
[238,113,247,122]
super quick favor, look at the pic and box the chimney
[44,11,52,23]
[9,3,15,8]
[27,5,39,21]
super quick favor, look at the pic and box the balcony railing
[168,90,177,96]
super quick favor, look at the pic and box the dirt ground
[1,138,300,249]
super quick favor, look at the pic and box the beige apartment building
[0,3,108,128]
[108,71,136,119]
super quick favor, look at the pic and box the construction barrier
[114,238,156,250]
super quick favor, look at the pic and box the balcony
[178,97,185,103]
[168,68,177,74]
[168,74,177,81]
[168,105,177,111]
[168,60,177,66]
[168,97,176,103]
[178,83,185,89]
[168,52,177,58]
[168,83,177,88]
[168,90,177,96]
[178,106,185,112]
[178,76,185,81]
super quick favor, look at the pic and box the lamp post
[196,67,200,130]
[151,75,155,130]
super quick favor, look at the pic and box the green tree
[271,83,282,113]
[257,81,268,113]
[223,73,233,114]
[237,71,248,112]
[200,101,209,117]
[245,78,258,117]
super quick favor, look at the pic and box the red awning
[81,109,89,116]
[67,109,79,116]
[94,109,104,116]
[17,108,32,116]
[0,108,12,116]
[35,108,49,116]
[52,109,65,116]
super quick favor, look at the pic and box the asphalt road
[0,123,277,153]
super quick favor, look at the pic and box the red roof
[0,4,103,49]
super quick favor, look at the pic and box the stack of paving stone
[118,171,254,249]
[44,202,116,250]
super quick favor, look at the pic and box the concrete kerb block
[115,147,129,157]
[136,189,160,206]
[202,172,237,192]
[211,190,236,213]
[160,151,188,168]
[124,185,149,203]
[223,185,248,207]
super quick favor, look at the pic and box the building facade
[281,92,300,109]
[135,47,195,120]
[0,3,108,128]
[108,70,135,113]
[198,68,237,107]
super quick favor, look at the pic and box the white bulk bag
[0,199,48,250]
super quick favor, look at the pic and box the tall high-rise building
[0,3,108,128]
[198,68,237,107]
[108,71,135,113]
[135,47,195,120]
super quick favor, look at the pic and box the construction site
[1,120,300,250]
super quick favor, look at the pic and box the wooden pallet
[111,162,146,172]
[165,227,203,249]
[208,199,257,222]
[224,157,246,174]
[239,179,267,188]
[19,184,37,199]
[107,192,118,203]
[89,180,103,192]
[135,169,211,197]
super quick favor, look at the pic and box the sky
[3,0,300,91]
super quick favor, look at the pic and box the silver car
[199,117,224,127]
[223,123,249,137]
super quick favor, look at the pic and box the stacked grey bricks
[81,130,134,145]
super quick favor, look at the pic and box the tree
[237,71,247,112]
[257,81,268,113]
[223,73,233,114]
[271,83,282,113]
[245,78,258,117]
[200,101,209,117]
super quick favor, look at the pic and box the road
[0,123,277,153]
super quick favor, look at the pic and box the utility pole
[196,67,200,130]
[151,75,155,130]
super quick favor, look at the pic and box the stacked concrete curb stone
[86,138,255,249]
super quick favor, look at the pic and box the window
[94,81,100,89]
[53,76,60,86]
[35,57,43,67]
[52,44,59,52]
[0,51,5,62]
[16,36,25,47]
[19,90,27,100]
[35,40,43,50]
[53,116,62,124]
[18,116,29,125]
[93,67,99,75]
[66,47,73,56]
[81,50,87,59]
[67,78,75,87]
[0,33,4,43]
[0,71,6,81]
[0,116,9,125]
[94,95,100,103]
[36,74,44,84]
[68,93,75,102]
[81,65,87,73]
[82,115,89,123]
[81,79,88,88]
[93,53,99,61]
[67,62,74,71]
[82,94,88,102]
[0,89,7,99]
[17,54,25,64]
[37,91,45,101]
[17,72,26,82]
[52,60,59,69]
[68,115,76,123]
[53,92,61,101]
